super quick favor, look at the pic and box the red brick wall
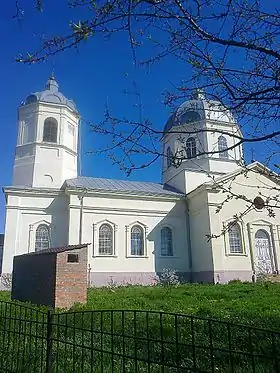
[54,246,88,309]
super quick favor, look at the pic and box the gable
[214,162,279,188]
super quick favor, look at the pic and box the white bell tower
[13,76,80,188]
[162,90,244,194]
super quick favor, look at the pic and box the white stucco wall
[187,190,213,274]
[2,189,69,274]
[209,169,280,278]
[67,192,190,278]
[188,166,280,282]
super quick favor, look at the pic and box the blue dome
[164,90,235,134]
[23,76,77,112]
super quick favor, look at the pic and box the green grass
[71,282,280,330]
[1,283,280,372]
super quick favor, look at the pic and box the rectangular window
[67,253,79,263]
[228,224,243,254]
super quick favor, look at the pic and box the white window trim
[125,221,148,258]
[159,224,175,257]
[223,220,247,256]
[28,219,52,253]
[92,220,118,257]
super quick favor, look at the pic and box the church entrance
[254,229,274,274]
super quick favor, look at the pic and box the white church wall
[185,170,210,194]
[67,192,190,286]
[207,168,280,282]
[187,190,214,282]
[2,206,20,275]
[1,191,69,274]
[13,157,35,187]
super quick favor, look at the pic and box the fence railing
[0,300,280,372]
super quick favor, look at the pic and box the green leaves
[70,20,94,40]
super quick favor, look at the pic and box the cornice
[15,142,77,157]
[3,186,63,198]
[65,188,182,202]
[68,204,170,216]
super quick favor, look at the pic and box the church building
[1,77,280,285]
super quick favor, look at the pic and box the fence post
[46,310,53,373]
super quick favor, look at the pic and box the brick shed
[12,244,88,309]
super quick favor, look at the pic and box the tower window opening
[186,137,197,159]
[167,147,173,168]
[218,135,228,158]
[43,118,58,143]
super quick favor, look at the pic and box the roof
[163,90,236,134]
[65,176,183,197]
[15,244,89,257]
[22,76,77,112]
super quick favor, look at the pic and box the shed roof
[16,244,89,257]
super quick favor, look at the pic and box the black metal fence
[0,300,280,372]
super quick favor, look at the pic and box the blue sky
[0,1,276,232]
[0,1,187,231]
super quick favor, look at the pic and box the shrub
[1,274,12,290]
[156,268,180,286]
[228,279,243,284]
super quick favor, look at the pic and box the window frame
[35,224,51,252]
[218,135,229,159]
[92,220,117,257]
[130,225,145,256]
[186,137,197,159]
[125,222,148,258]
[43,117,58,143]
[98,223,114,256]
[166,146,172,168]
[160,226,173,257]
[223,221,247,256]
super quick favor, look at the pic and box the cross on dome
[192,88,205,100]
[45,75,59,93]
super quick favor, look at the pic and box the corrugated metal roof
[65,177,183,197]
[15,244,89,257]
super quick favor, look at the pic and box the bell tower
[162,90,243,193]
[13,76,80,188]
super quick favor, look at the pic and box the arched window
[167,147,172,168]
[255,229,269,240]
[99,224,113,255]
[228,223,243,253]
[131,225,144,256]
[35,224,50,252]
[181,110,201,124]
[218,136,228,158]
[161,227,173,256]
[43,117,58,143]
[186,137,196,159]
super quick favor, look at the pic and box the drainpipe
[78,189,87,244]
[185,199,193,282]
[247,223,256,282]
[27,224,33,253]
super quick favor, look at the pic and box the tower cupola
[162,90,243,193]
[13,77,80,188]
